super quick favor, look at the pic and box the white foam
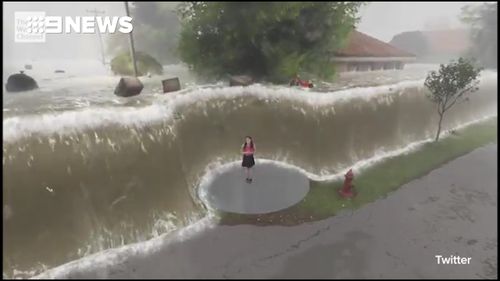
[32,217,215,279]
[3,105,173,143]
[4,70,497,143]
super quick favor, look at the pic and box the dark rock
[229,75,254,86]
[162,77,181,93]
[24,64,32,70]
[5,71,39,92]
[54,70,65,73]
[467,239,477,245]
[114,77,143,97]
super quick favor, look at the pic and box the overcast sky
[3,2,125,61]
[2,1,485,62]
[357,1,479,42]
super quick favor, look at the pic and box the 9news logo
[15,11,133,43]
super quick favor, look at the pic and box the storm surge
[3,70,497,278]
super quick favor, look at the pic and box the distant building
[332,30,416,72]
[389,29,470,63]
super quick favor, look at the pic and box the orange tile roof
[335,30,416,58]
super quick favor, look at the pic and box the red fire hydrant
[338,169,357,198]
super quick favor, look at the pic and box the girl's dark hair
[243,136,254,148]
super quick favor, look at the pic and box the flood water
[2,62,497,278]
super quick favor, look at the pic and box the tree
[389,31,429,58]
[424,58,482,141]
[106,2,182,64]
[177,2,363,83]
[461,3,497,69]
[110,51,163,76]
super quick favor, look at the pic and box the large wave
[2,69,497,278]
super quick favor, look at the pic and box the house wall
[334,60,407,72]
[383,61,396,70]
[356,62,372,71]
[371,62,384,71]
[335,62,349,72]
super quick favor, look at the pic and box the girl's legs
[245,167,252,183]
[244,168,253,182]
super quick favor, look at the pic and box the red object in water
[298,80,314,88]
[290,77,313,88]
[338,169,357,198]
[298,80,309,87]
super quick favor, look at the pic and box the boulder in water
[54,70,65,73]
[162,77,181,93]
[229,75,254,86]
[5,71,39,92]
[114,77,143,97]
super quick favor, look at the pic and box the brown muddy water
[2,64,497,278]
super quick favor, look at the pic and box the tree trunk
[435,113,444,142]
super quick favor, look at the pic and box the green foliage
[110,51,163,76]
[106,2,182,64]
[424,57,482,141]
[424,58,482,113]
[461,3,497,69]
[177,2,363,83]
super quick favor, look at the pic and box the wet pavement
[202,161,310,214]
[36,143,497,279]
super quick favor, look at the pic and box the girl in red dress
[241,136,256,183]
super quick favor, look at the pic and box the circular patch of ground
[200,161,310,214]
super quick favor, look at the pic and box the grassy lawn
[218,117,497,226]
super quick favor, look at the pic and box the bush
[110,51,163,76]
[424,57,482,141]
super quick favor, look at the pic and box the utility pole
[86,8,106,66]
[124,1,138,77]
[113,1,143,97]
